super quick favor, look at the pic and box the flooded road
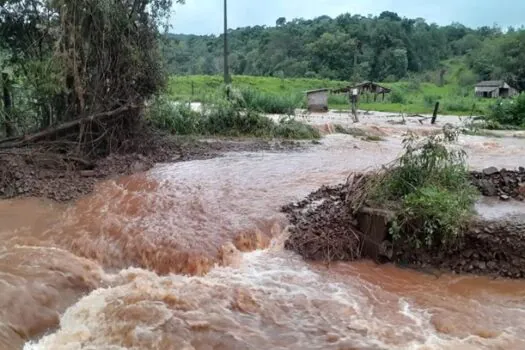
[1,130,525,350]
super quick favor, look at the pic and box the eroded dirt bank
[0,136,305,201]
[3,127,525,349]
[282,174,525,279]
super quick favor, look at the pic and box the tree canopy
[163,11,524,87]
[0,0,181,153]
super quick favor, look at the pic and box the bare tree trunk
[2,73,15,137]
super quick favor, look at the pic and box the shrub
[147,96,201,135]
[328,94,348,106]
[443,98,473,113]
[485,93,525,128]
[390,88,406,104]
[240,87,301,115]
[273,117,321,139]
[368,127,478,249]
[148,94,319,139]
[423,94,440,107]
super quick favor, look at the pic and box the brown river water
[1,132,525,350]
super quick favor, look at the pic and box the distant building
[306,89,330,112]
[332,81,391,101]
[475,81,518,98]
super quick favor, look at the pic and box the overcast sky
[169,0,525,35]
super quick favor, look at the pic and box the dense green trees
[164,12,524,86]
[1,0,178,148]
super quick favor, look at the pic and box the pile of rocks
[470,167,525,201]
[398,218,525,278]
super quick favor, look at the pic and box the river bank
[0,135,305,202]
[282,167,525,279]
[3,116,525,349]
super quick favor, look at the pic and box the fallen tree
[0,0,182,161]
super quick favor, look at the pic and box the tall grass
[168,73,494,116]
[484,93,525,129]
[239,88,303,115]
[147,95,320,139]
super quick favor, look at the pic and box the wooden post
[431,101,439,125]
[191,81,195,97]
[2,72,14,137]
[223,0,231,84]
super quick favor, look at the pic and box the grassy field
[168,67,493,116]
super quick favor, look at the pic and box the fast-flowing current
[1,123,525,350]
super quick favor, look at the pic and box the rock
[483,167,500,176]
[79,170,96,177]
[519,166,525,173]
[500,194,510,201]
[130,160,149,173]
[478,179,498,196]
[487,261,497,269]
[463,249,474,258]
[519,183,525,196]
[477,261,487,270]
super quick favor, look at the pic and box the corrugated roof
[476,80,504,87]
[475,86,498,93]
[305,88,330,94]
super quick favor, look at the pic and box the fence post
[431,101,439,125]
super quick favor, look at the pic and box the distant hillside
[162,12,525,91]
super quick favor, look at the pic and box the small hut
[475,81,518,98]
[332,81,391,101]
[306,88,330,112]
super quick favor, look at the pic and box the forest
[0,0,179,150]
[163,12,525,90]
[2,4,525,145]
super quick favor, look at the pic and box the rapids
[1,128,525,350]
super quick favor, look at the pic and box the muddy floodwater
[2,117,525,350]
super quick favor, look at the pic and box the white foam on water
[27,247,517,350]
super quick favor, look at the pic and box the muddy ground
[283,173,525,279]
[0,135,307,202]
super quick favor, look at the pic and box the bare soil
[0,134,306,202]
[282,176,525,279]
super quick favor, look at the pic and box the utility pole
[223,0,231,84]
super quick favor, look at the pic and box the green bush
[328,94,348,106]
[370,127,477,249]
[423,94,440,107]
[443,98,473,113]
[148,94,319,139]
[390,88,406,104]
[239,87,301,115]
[147,96,201,135]
[485,93,525,128]
[273,117,321,139]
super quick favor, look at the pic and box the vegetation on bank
[164,11,525,95]
[147,94,320,140]
[168,72,494,116]
[351,126,478,249]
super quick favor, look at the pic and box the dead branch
[0,104,138,149]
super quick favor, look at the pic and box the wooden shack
[475,81,518,98]
[306,88,330,112]
[332,81,391,101]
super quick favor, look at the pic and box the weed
[484,94,525,129]
[366,127,478,249]
[239,88,302,115]
[148,94,319,139]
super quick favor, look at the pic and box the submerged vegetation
[147,93,320,139]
